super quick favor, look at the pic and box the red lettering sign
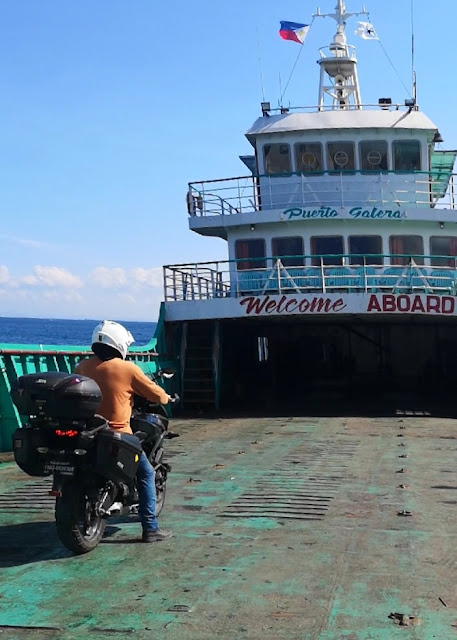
[366,294,457,315]
[427,296,440,313]
[410,296,425,313]
[442,296,455,314]
[239,295,347,316]
[383,295,396,312]
[367,295,381,312]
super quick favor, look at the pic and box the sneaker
[141,528,173,543]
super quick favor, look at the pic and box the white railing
[256,102,418,115]
[164,255,457,302]
[187,171,456,217]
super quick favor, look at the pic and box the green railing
[164,254,457,301]
[0,304,176,452]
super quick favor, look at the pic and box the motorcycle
[10,368,179,555]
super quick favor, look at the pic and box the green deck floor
[0,415,456,639]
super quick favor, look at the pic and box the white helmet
[91,320,134,360]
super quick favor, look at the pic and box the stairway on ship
[182,321,218,411]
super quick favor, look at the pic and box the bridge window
[235,239,266,270]
[311,236,344,265]
[263,144,291,174]
[389,235,424,265]
[348,236,383,265]
[295,143,323,173]
[272,236,304,267]
[430,236,457,268]
[393,140,421,171]
[327,142,355,171]
[359,141,388,171]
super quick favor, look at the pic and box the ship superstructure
[161,1,457,411]
[1,1,456,443]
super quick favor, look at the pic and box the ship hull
[168,311,457,416]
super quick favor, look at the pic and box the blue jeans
[136,452,159,532]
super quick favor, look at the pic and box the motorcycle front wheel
[55,481,106,554]
[155,465,167,516]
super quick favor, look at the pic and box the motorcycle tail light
[55,429,79,437]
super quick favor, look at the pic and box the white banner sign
[165,293,457,322]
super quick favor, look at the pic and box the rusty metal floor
[0,415,456,639]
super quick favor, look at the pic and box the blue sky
[0,0,454,320]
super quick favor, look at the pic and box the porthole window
[327,142,355,171]
[359,141,388,171]
[295,143,323,173]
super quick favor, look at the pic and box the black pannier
[131,413,168,444]
[12,427,50,476]
[11,372,101,419]
[96,430,143,484]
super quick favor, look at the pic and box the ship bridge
[187,106,456,238]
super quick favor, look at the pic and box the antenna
[410,0,416,102]
[256,26,266,102]
[312,1,369,109]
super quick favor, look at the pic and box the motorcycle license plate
[44,460,75,476]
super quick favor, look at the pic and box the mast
[314,1,368,110]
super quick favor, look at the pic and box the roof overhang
[246,109,438,143]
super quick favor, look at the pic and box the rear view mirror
[160,368,175,379]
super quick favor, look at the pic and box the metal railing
[187,170,456,217]
[256,103,420,115]
[163,254,457,302]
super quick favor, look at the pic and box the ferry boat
[2,5,457,638]
[1,0,457,449]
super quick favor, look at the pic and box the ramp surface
[0,415,456,639]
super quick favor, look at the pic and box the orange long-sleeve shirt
[75,357,169,434]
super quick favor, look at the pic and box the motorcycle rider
[75,320,173,543]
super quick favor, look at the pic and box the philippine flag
[279,21,310,44]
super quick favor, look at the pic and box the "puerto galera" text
[284,205,405,220]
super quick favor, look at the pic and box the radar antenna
[313,1,368,110]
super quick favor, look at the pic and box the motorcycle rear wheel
[55,481,106,554]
